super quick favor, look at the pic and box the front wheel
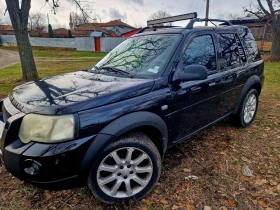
[88,132,162,204]
[230,89,259,127]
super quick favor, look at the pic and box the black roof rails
[186,18,233,29]
[137,26,181,34]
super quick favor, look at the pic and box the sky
[0,0,263,29]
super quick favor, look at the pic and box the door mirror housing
[172,64,208,83]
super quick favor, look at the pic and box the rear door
[217,29,262,114]
[216,33,247,114]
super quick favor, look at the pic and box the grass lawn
[0,54,280,209]
[0,48,106,97]
[0,46,108,58]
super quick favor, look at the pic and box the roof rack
[186,18,233,29]
[137,13,233,34]
[147,12,197,26]
[138,12,197,34]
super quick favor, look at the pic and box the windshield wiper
[101,66,132,76]
[91,64,100,71]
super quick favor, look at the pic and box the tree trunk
[270,20,280,59]
[5,0,38,81]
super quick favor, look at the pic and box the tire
[230,89,259,127]
[87,132,162,204]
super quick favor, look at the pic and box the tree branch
[21,0,31,27]
[245,8,263,19]
[257,0,271,16]
[265,0,274,14]
[72,0,93,22]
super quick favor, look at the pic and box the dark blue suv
[0,16,264,204]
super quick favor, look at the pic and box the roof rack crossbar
[147,12,197,26]
[137,26,181,34]
[186,18,233,29]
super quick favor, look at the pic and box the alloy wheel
[97,147,153,198]
[243,93,257,123]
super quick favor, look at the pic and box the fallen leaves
[160,199,168,205]
[228,200,236,207]
[183,168,192,173]
[269,180,278,186]
[258,200,267,207]
[255,179,268,185]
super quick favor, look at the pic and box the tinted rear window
[218,33,240,70]
[238,28,261,62]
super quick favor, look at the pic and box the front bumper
[0,99,96,190]
[2,136,95,189]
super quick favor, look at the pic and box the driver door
[168,32,225,144]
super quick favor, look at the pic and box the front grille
[2,104,11,123]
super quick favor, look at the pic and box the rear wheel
[88,132,161,204]
[230,89,259,127]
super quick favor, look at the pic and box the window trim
[235,33,248,65]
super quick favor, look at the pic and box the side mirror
[172,64,208,83]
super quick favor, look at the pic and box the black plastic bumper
[1,135,96,190]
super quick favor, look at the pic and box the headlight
[19,114,75,144]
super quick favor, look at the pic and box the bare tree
[29,12,46,32]
[148,10,173,26]
[227,13,242,20]
[70,12,91,28]
[245,0,280,59]
[4,0,91,81]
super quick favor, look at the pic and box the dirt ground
[0,64,280,210]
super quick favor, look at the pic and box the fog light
[23,160,42,175]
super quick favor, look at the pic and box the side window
[218,33,240,70]
[183,35,217,74]
[239,29,261,62]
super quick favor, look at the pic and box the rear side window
[183,35,217,74]
[239,29,261,62]
[218,33,240,70]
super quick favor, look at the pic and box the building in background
[122,28,142,38]
[74,23,110,37]
[0,25,15,35]
[96,20,136,36]
[230,16,272,41]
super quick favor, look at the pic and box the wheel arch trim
[80,111,168,176]
[234,75,262,114]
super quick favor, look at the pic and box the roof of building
[97,20,135,29]
[71,30,89,36]
[90,32,103,37]
[230,18,267,25]
[53,28,68,32]
[75,23,109,34]
[122,28,142,35]
[0,25,13,31]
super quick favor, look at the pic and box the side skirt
[170,112,233,146]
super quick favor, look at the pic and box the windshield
[93,34,182,78]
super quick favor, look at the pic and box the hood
[10,71,155,115]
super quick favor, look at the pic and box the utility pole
[205,0,210,26]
